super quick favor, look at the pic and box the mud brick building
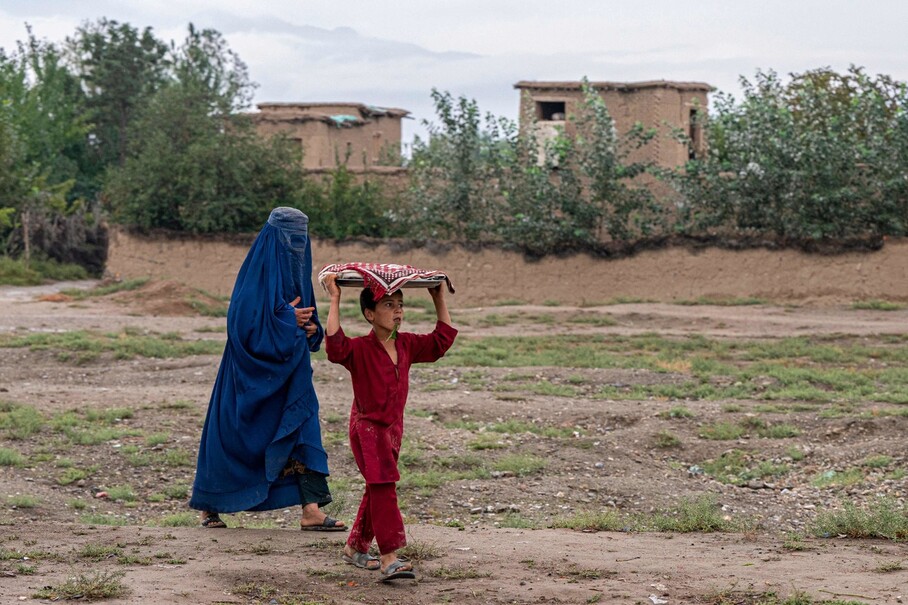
[514,80,712,168]
[252,102,409,170]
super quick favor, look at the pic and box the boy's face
[365,292,403,332]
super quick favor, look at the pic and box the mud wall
[105,228,908,307]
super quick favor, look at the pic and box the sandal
[300,516,347,532]
[378,559,416,582]
[342,550,380,570]
[200,513,227,528]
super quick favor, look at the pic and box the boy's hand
[324,274,341,299]
[428,283,452,327]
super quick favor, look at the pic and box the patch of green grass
[565,313,617,327]
[232,581,277,600]
[440,418,482,432]
[104,485,136,502]
[399,466,487,490]
[398,538,443,562]
[62,425,137,445]
[58,467,90,485]
[161,484,189,500]
[144,432,170,447]
[159,449,193,467]
[157,512,198,527]
[811,468,864,488]
[160,399,195,410]
[639,495,743,532]
[437,332,908,408]
[860,455,892,468]
[498,513,537,529]
[33,570,128,601]
[0,403,45,439]
[124,451,152,466]
[490,454,547,476]
[781,533,810,551]
[0,447,25,467]
[85,407,133,423]
[67,498,87,510]
[785,447,806,461]
[700,450,789,485]
[552,510,622,531]
[523,381,579,397]
[757,423,801,439]
[698,421,745,440]
[79,513,130,526]
[0,328,223,361]
[660,406,694,419]
[810,498,908,539]
[187,296,229,317]
[61,278,149,299]
[78,543,122,560]
[428,565,492,579]
[873,560,904,573]
[653,430,681,448]
[467,434,509,450]
[487,419,577,438]
[675,296,766,306]
[7,495,40,508]
[117,553,152,565]
[852,299,904,311]
[705,588,864,605]
[0,256,89,286]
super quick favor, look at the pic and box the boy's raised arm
[428,284,452,327]
[324,274,342,336]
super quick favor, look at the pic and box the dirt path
[2,524,902,604]
[1,281,907,604]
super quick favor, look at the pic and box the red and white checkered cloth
[318,262,455,299]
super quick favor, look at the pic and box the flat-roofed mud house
[252,102,409,170]
[514,80,712,167]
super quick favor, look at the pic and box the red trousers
[346,482,406,555]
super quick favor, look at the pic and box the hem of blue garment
[190,474,306,513]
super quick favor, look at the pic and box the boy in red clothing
[323,274,456,581]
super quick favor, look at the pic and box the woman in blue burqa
[190,207,345,531]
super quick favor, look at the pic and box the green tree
[0,33,104,271]
[302,165,396,239]
[66,18,170,171]
[671,66,908,242]
[406,89,517,240]
[495,118,591,256]
[104,24,305,233]
[572,80,663,244]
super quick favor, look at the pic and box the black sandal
[200,513,227,528]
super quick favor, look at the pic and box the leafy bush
[669,66,908,245]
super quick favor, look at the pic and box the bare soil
[1,280,906,605]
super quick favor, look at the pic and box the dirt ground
[1,279,907,605]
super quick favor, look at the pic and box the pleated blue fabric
[190,207,328,512]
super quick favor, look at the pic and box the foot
[378,555,415,581]
[343,545,380,570]
[299,503,346,531]
[200,512,226,528]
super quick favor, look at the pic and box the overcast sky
[2,1,908,145]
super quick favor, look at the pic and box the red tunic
[326,321,457,483]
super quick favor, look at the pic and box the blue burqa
[190,207,328,512]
